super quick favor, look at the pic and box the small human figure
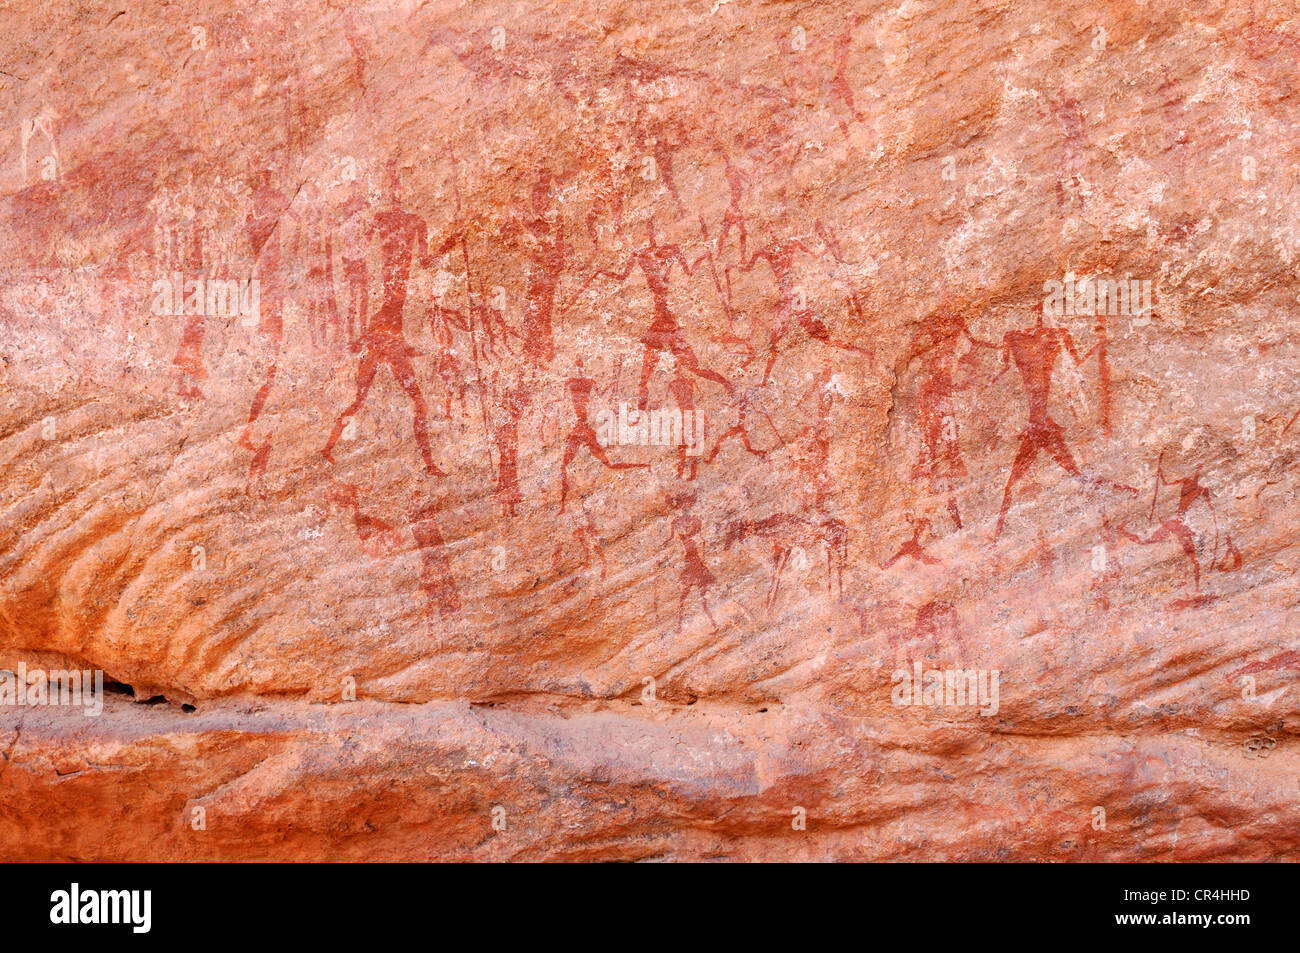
[740,233,866,385]
[1137,455,1217,593]
[559,359,648,513]
[708,384,784,463]
[668,492,719,633]
[881,517,941,568]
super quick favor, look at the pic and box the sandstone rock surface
[1,0,1298,861]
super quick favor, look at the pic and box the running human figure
[692,143,752,325]
[1137,455,1218,593]
[739,233,866,385]
[323,163,461,478]
[707,384,784,463]
[559,359,648,514]
[994,305,1132,539]
[595,220,732,411]
[881,516,941,568]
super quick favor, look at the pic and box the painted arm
[669,244,693,278]
[596,255,636,283]
[993,336,1012,380]
[1062,329,1083,365]
[424,226,463,266]
[962,325,1000,350]
[432,302,468,332]
[755,406,786,447]
[741,247,774,273]
[1148,452,1167,521]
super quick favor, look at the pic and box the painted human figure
[585,132,626,244]
[882,516,940,568]
[665,355,703,481]
[668,492,719,634]
[1050,89,1087,212]
[301,195,340,348]
[338,179,371,347]
[791,371,841,515]
[559,359,648,513]
[693,145,752,325]
[411,500,461,620]
[715,150,752,262]
[908,309,997,529]
[830,14,869,138]
[323,164,461,478]
[493,381,532,517]
[508,170,572,369]
[1090,512,1141,611]
[425,298,469,416]
[597,220,732,410]
[161,177,207,399]
[1138,457,1217,592]
[240,167,293,497]
[740,234,865,385]
[552,505,608,582]
[994,306,1093,539]
[708,384,784,463]
[327,478,400,558]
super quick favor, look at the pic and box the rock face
[1,0,1298,861]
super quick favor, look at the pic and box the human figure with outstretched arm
[1137,456,1216,591]
[994,306,1134,538]
[739,235,866,385]
[594,221,732,411]
[559,359,649,513]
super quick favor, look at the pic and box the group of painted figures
[143,148,1253,635]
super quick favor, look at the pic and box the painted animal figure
[722,513,846,614]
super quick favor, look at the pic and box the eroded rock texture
[1,0,1298,861]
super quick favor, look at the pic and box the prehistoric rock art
[0,0,1297,863]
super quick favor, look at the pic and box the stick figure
[740,232,865,385]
